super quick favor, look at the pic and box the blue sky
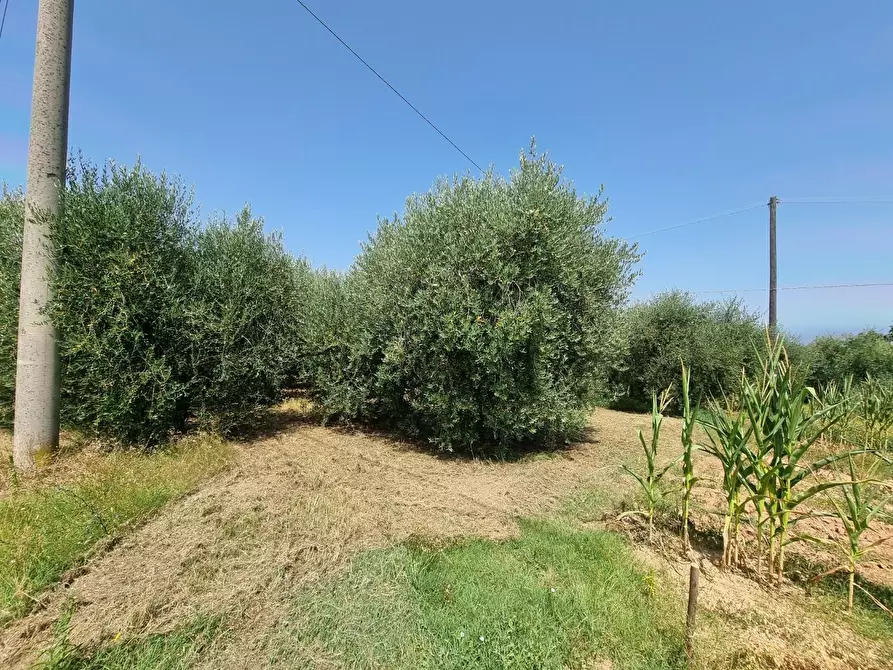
[1,0,890,339]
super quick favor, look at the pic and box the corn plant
[699,399,753,567]
[817,376,855,445]
[679,362,699,550]
[791,454,892,612]
[740,337,855,584]
[858,375,893,451]
[621,387,677,542]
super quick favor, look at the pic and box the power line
[690,281,893,295]
[621,203,765,241]
[781,197,893,204]
[0,0,10,43]
[291,0,485,174]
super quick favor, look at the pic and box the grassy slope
[10,406,892,669]
[27,521,687,670]
[272,520,686,670]
[0,435,233,624]
[36,615,223,670]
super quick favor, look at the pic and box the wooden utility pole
[13,0,74,470]
[768,196,778,339]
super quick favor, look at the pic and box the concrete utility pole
[13,0,74,470]
[768,196,778,339]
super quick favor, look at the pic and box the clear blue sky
[1,1,891,339]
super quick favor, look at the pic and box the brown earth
[1,407,891,669]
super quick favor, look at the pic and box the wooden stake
[685,562,700,664]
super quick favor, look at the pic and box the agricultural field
[1,395,890,670]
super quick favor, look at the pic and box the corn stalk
[817,376,855,445]
[699,399,753,567]
[679,362,699,551]
[790,454,892,612]
[740,336,855,585]
[621,388,677,542]
[859,375,893,452]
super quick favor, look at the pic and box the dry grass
[0,430,113,497]
[0,408,632,668]
[0,432,233,630]
[1,406,890,669]
[631,541,892,670]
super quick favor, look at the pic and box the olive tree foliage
[610,290,764,412]
[309,146,640,454]
[50,159,198,444]
[803,329,893,388]
[296,268,353,393]
[0,187,23,426]
[0,157,310,445]
[186,208,312,430]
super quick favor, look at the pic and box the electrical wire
[0,0,10,43]
[781,197,893,204]
[690,281,893,295]
[291,0,485,174]
[621,203,765,241]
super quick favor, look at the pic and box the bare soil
[1,407,891,669]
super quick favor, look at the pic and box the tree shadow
[324,422,600,464]
[226,392,602,464]
[225,392,322,442]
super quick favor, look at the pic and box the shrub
[185,208,311,430]
[2,158,311,446]
[296,268,354,393]
[611,290,763,411]
[50,158,197,445]
[0,188,23,426]
[309,146,639,454]
[803,330,893,389]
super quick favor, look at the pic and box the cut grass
[35,612,224,670]
[273,520,687,670]
[0,435,233,624]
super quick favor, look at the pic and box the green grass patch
[273,520,686,669]
[0,436,233,624]
[35,612,224,669]
[811,576,893,640]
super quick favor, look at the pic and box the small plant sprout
[791,454,892,613]
[679,362,699,551]
[620,387,678,542]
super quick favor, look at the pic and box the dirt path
[0,409,640,669]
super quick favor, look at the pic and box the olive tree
[310,145,639,454]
